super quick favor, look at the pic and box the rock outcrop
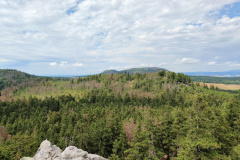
[21,140,108,160]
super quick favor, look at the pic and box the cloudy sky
[0,0,240,75]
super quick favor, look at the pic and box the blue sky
[0,0,240,76]
[219,1,240,18]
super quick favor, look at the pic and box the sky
[0,0,240,76]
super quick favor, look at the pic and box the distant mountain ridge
[184,70,240,77]
[2,68,240,78]
[101,67,168,74]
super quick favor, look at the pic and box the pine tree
[177,96,220,159]
[125,122,157,160]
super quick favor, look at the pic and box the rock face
[21,140,108,160]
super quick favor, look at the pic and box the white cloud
[49,62,57,66]
[60,61,68,66]
[50,61,83,67]
[0,0,240,74]
[0,58,15,63]
[73,63,83,67]
[214,56,221,60]
[175,58,199,64]
[207,61,217,65]
[158,63,167,66]
[140,63,154,67]
[225,61,240,66]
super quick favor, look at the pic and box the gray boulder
[20,158,32,160]
[88,154,108,160]
[61,146,88,160]
[33,139,62,160]
[21,140,107,160]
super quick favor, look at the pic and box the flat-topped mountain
[101,67,167,74]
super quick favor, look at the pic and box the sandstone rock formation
[20,140,107,160]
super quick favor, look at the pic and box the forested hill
[0,69,67,101]
[0,69,36,91]
[102,67,167,74]
[1,70,240,159]
[0,69,50,91]
[0,69,33,80]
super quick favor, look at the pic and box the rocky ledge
[21,140,107,160]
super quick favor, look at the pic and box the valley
[0,69,240,159]
[2,1,240,159]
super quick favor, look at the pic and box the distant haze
[184,70,240,77]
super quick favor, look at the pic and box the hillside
[0,69,68,101]
[102,67,167,74]
[101,69,119,74]
[0,69,32,78]
[1,70,240,159]
[0,69,35,90]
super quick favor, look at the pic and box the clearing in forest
[199,82,240,90]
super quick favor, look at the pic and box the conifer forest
[1,69,240,159]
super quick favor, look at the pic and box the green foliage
[1,71,240,159]
[0,134,37,160]
[125,123,153,160]
[191,76,240,84]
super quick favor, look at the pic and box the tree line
[0,71,240,159]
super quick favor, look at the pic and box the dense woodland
[191,76,240,85]
[1,70,240,159]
